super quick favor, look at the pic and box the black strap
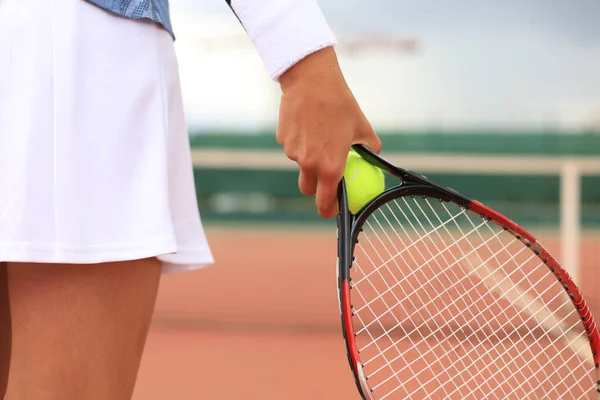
[225,0,245,30]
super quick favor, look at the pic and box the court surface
[132,226,600,399]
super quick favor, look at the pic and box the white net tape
[350,196,596,399]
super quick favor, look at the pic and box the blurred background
[132,0,600,398]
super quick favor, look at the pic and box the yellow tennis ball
[344,150,385,214]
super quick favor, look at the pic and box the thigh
[0,262,10,398]
[5,258,161,400]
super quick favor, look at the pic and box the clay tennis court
[132,226,600,399]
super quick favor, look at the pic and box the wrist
[279,46,343,93]
[230,0,337,81]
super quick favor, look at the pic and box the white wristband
[230,0,338,81]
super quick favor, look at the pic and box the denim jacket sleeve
[84,0,174,39]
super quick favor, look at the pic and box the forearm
[225,0,338,81]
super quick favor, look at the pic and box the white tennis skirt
[0,0,214,273]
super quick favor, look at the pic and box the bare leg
[0,262,10,398]
[5,258,161,400]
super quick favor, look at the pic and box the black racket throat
[349,144,472,206]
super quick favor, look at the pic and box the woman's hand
[277,47,382,219]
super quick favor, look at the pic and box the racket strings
[458,204,591,398]
[409,204,590,399]
[353,217,494,322]
[355,217,480,393]
[351,228,427,391]
[360,208,518,398]
[356,220,517,352]
[351,268,424,392]
[352,207,473,290]
[352,210,461,390]
[359,206,550,398]
[417,200,592,396]
[438,202,589,399]
[406,212,588,398]
[349,196,595,399]
[389,199,550,398]
[364,204,519,369]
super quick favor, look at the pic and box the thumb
[354,117,382,154]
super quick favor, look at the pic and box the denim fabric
[84,0,174,38]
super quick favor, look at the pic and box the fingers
[283,128,380,219]
[355,116,382,154]
[297,154,340,218]
[298,170,317,197]
[368,133,383,155]
[314,162,344,219]
[315,181,339,219]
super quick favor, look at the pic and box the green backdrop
[190,131,600,226]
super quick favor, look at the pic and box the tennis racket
[336,144,600,399]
